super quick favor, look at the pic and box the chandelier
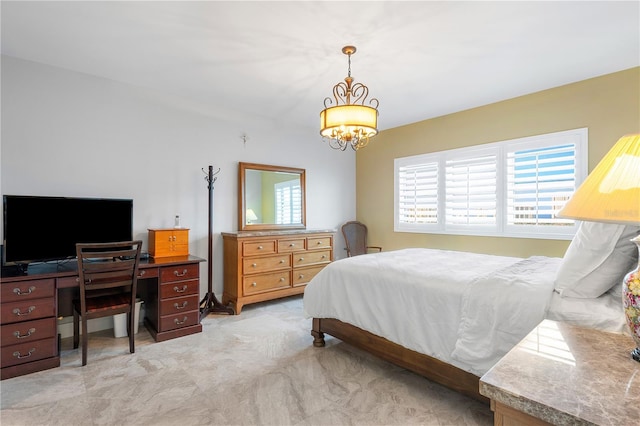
[320,46,379,151]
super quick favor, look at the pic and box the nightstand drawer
[1,279,55,303]
[1,317,57,346]
[1,298,56,325]
[243,271,290,295]
[1,337,57,368]
[242,254,290,274]
[160,264,199,283]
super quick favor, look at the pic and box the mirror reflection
[239,163,306,231]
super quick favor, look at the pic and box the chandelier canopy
[320,46,379,151]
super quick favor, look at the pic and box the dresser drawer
[160,279,199,299]
[1,279,55,303]
[1,317,57,347]
[292,265,327,286]
[293,250,331,267]
[1,298,56,325]
[1,337,57,368]
[159,311,199,332]
[242,254,290,275]
[307,236,332,249]
[243,240,277,257]
[243,271,290,295]
[159,294,199,316]
[160,264,199,283]
[277,238,306,252]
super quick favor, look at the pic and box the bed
[303,222,638,404]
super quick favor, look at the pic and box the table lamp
[246,208,258,224]
[558,133,640,361]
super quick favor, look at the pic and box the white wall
[1,55,355,328]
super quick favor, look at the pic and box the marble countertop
[221,229,335,237]
[479,319,640,425]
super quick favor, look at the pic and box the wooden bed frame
[311,317,488,405]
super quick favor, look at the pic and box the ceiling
[2,1,639,133]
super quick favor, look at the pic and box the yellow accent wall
[356,67,640,258]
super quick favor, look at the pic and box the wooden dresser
[222,230,334,314]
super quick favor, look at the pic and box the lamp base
[632,347,640,362]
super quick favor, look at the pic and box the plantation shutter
[398,162,438,224]
[445,154,497,226]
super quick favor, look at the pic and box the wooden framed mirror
[238,162,306,231]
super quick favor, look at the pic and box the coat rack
[199,165,235,319]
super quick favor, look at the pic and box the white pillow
[554,222,639,298]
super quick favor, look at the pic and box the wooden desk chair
[341,221,382,257]
[73,240,142,366]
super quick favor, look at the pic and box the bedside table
[480,319,640,425]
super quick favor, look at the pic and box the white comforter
[303,248,562,376]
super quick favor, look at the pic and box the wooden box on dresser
[1,275,59,380]
[222,230,334,314]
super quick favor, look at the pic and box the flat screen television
[2,195,133,266]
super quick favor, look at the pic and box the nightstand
[480,319,640,425]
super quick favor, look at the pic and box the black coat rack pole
[200,165,235,320]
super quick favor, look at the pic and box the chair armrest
[366,246,382,253]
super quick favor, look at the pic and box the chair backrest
[341,221,369,257]
[76,241,143,306]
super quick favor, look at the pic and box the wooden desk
[1,255,204,380]
[479,320,640,425]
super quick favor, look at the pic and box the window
[394,128,588,239]
[275,179,302,225]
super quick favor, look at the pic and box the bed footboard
[311,317,488,405]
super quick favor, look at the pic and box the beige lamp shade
[320,105,378,138]
[558,134,640,224]
[246,209,258,222]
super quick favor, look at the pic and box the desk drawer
[293,250,331,267]
[243,271,290,295]
[160,294,199,316]
[1,317,57,346]
[160,264,199,283]
[1,298,56,325]
[160,311,199,332]
[242,254,290,275]
[160,279,199,299]
[137,268,159,280]
[1,337,57,368]
[1,279,55,303]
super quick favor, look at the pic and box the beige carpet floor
[0,296,492,425]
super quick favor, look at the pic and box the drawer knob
[173,285,188,293]
[321,255,326,259]
[252,263,257,267]
[13,286,36,296]
[174,316,188,325]
[251,282,257,287]
[279,277,285,282]
[14,328,36,339]
[299,274,304,279]
[280,260,285,263]
[317,241,322,245]
[174,301,188,310]
[289,243,296,247]
[257,245,263,250]
[174,269,188,277]
[299,257,304,261]
[138,270,146,277]
[13,306,35,317]
[13,348,35,359]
